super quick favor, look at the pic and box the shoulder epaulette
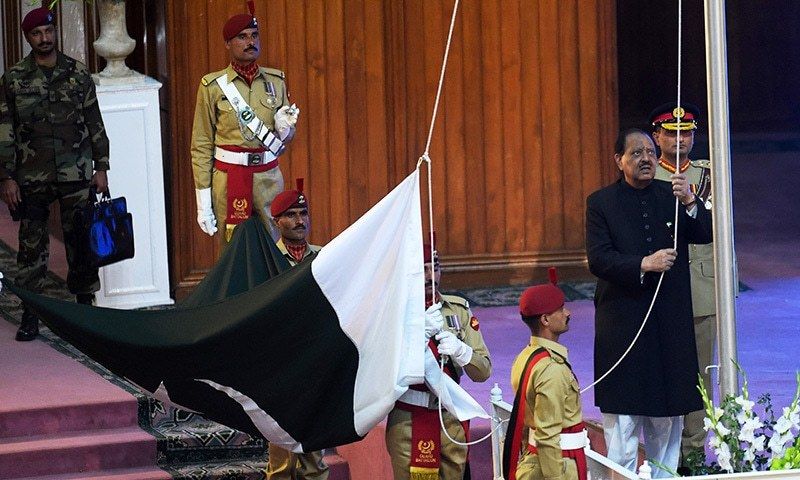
[690,159,711,169]
[72,59,89,74]
[262,67,286,80]
[545,347,566,364]
[201,70,226,87]
[441,294,469,309]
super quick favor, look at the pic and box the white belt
[398,389,433,409]
[529,429,587,450]
[215,147,277,167]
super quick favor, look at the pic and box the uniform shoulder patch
[469,317,480,331]
[201,70,226,87]
[72,59,89,75]
[262,67,286,79]
[441,294,469,309]
[690,159,711,169]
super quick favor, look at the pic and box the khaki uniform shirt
[276,238,321,267]
[511,336,582,480]
[190,64,289,190]
[655,158,715,316]
[0,52,109,183]
[439,293,492,383]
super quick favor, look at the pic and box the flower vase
[92,0,143,84]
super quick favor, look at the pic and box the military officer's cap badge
[649,101,700,131]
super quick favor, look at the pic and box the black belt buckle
[248,153,263,166]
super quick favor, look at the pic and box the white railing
[488,384,800,480]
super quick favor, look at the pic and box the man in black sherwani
[585,128,713,478]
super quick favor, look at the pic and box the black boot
[76,293,95,305]
[15,308,39,341]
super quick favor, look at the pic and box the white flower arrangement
[693,363,800,474]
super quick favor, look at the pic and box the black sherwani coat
[585,178,713,417]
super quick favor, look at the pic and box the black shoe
[15,309,39,342]
[76,293,95,305]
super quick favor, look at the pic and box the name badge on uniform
[265,81,278,109]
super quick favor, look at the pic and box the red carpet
[0,320,167,479]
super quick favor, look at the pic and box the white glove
[195,188,217,236]
[274,103,300,141]
[424,302,444,339]
[435,330,473,367]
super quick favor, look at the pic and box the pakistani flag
[3,171,429,453]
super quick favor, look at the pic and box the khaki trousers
[211,165,284,242]
[385,407,468,480]
[267,444,329,480]
[516,452,579,480]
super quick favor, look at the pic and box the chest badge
[265,81,278,109]
[240,106,255,123]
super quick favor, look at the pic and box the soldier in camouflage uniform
[0,8,110,341]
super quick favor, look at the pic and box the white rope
[411,0,496,448]
[418,0,460,306]
[423,0,461,157]
[437,357,505,447]
[582,0,684,394]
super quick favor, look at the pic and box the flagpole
[704,0,739,397]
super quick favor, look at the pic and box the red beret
[21,7,55,34]
[223,13,258,41]
[423,243,439,264]
[519,284,565,317]
[271,179,308,217]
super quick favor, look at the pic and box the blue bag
[81,188,135,268]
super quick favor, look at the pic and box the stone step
[0,427,156,479]
[10,466,171,480]
[0,399,138,440]
[158,453,350,480]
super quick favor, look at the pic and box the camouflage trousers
[15,182,99,295]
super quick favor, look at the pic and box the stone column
[95,77,172,308]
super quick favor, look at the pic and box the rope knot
[417,153,432,168]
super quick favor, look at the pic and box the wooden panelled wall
[166,0,618,298]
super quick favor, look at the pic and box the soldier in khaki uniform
[650,102,716,466]
[191,7,299,242]
[0,8,110,341]
[271,179,321,266]
[386,243,492,480]
[506,281,586,480]
[267,181,328,480]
